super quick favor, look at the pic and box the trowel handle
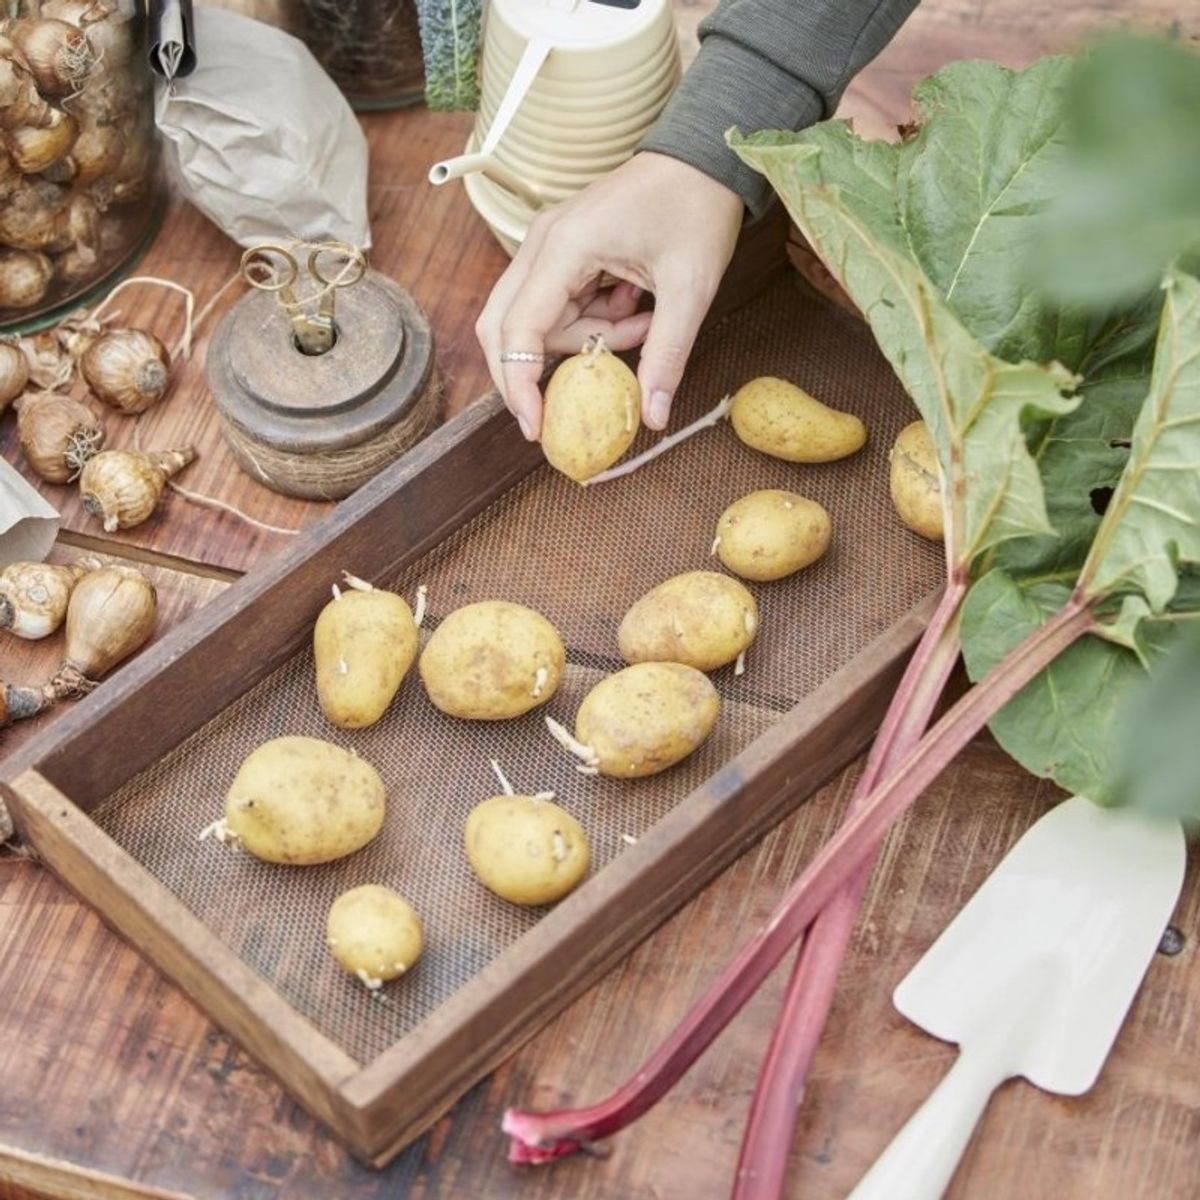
[846,1044,1011,1200]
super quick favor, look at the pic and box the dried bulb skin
[0,338,29,411]
[0,247,52,309]
[18,329,72,389]
[0,556,98,639]
[0,147,19,201]
[50,564,156,696]
[68,113,121,185]
[8,18,96,99]
[81,328,169,413]
[15,390,105,482]
[42,1,118,28]
[0,36,53,131]
[78,445,195,532]
[6,107,77,173]
[0,180,63,249]
[0,678,52,728]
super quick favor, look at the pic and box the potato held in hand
[715,490,831,582]
[568,661,720,778]
[225,737,385,865]
[314,576,418,729]
[465,794,590,905]
[541,338,640,483]
[326,885,423,988]
[730,376,866,463]
[619,570,758,672]
[889,420,945,541]
[420,600,565,719]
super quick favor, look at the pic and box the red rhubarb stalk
[504,595,1093,1164]
[730,581,966,1200]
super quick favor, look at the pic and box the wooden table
[2,2,1195,1198]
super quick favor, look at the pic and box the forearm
[641,0,921,217]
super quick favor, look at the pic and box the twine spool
[220,367,442,500]
[207,267,438,501]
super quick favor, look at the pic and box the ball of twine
[218,367,444,501]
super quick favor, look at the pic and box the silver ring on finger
[499,350,549,364]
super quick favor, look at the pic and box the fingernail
[517,414,535,441]
[648,390,671,430]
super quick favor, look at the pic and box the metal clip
[240,241,367,356]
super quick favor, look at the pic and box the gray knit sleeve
[640,0,921,217]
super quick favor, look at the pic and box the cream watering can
[428,0,681,255]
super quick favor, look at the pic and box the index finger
[499,263,578,441]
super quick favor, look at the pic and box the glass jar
[0,0,164,332]
[283,0,425,110]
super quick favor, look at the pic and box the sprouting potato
[540,339,641,482]
[419,600,566,719]
[618,570,758,672]
[313,575,418,729]
[889,420,945,541]
[571,661,720,778]
[730,376,866,463]
[714,489,832,582]
[223,737,386,865]
[465,794,590,905]
[326,885,424,987]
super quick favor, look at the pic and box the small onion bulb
[78,446,196,532]
[80,328,170,414]
[48,563,157,699]
[0,338,30,412]
[0,556,100,640]
[8,18,96,99]
[0,247,52,309]
[15,390,106,482]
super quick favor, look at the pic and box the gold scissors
[240,241,368,356]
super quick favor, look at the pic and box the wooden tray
[0,271,941,1167]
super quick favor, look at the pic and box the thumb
[637,276,714,430]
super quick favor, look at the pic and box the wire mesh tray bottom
[91,275,940,1064]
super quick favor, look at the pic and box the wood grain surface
[3,0,1198,1197]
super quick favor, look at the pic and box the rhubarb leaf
[962,272,1200,801]
[730,124,1079,569]
[960,568,1184,802]
[1080,270,1200,609]
[897,57,1079,365]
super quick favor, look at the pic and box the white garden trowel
[848,795,1185,1200]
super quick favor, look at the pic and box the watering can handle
[427,37,551,207]
[479,37,552,156]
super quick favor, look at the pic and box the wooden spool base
[206,270,438,500]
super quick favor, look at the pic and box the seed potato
[575,661,720,778]
[715,489,832,582]
[224,736,385,865]
[465,794,590,905]
[314,580,418,729]
[730,376,866,463]
[541,340,640,482]
[419,600,565,720]
[889,420,945,541]
[618,570,758,672]
[326,885,423,985]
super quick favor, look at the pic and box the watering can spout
[428,153,490,186]
[428,153,545,211]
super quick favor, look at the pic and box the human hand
[475,151,744,440]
